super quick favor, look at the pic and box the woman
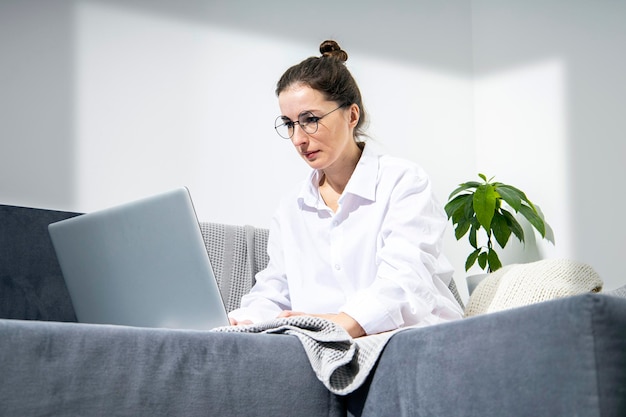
[228,40,463,337]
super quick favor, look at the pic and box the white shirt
[229,144,463,334]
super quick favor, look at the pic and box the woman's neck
[319,142,363,206]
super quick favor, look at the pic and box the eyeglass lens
[274,104,345,139]
[274,112,320,139]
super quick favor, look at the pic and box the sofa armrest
[348,294,626,417]
[0,319,345,417]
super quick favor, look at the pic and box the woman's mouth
[303,150,319,160]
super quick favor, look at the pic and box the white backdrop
[2,0,625,300]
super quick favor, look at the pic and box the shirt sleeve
[227,212,292,323]
[340,170,463,335]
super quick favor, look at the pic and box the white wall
[1,0,624,298]
[0,0,475,299]
[471,0,626,292]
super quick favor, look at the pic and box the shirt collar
[298,143,379,209]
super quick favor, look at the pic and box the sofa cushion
[465,259,603,316]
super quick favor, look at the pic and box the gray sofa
[2,203,625,417]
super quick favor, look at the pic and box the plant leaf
[478,251,488,270]
[469,224,478,249]
[451,209,465,227]
[501,209,525,243]
[487,248,503,272]
[446,194,472,220]
[519,204,546,237]
[454,219,471,240]
[491,211,511,248]
[473,184,497,230]
[494,184,523,212]
[535,205,556,245]
[502,184,536,211]
[448,182,481,199]
[465,248,481,271]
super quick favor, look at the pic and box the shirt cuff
[340,294,402,335]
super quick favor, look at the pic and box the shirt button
[334,264,341,270]
[332,220,338,227]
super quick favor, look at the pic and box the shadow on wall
[0,1,76,209]
[471,0,626,287]
[89,0,475,74]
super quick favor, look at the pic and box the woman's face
[278,84,359,172]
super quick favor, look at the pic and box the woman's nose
[291,125,309,146]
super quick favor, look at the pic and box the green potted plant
[445,173,554,273]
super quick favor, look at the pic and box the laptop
[48,187,230,330]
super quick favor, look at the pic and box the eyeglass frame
[274,103,347,139]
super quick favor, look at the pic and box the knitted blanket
[465,259,603,317]
[213,316,403,395]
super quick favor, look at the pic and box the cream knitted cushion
[465,259,603,317]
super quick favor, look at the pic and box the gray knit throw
[213,316,404,395]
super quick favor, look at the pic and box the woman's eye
[302,116,320,125]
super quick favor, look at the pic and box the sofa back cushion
[1,203,465,321]
[0,204,80,321]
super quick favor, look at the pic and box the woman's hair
[276,40,367,140]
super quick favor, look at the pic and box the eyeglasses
[274,104,345,139]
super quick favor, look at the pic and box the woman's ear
[349,104,360,128]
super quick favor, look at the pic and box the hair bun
[319,40,348,62]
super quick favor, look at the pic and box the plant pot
[466,273,488,296]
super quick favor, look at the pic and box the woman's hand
[229,317,252,326]
[278,311,366,338]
